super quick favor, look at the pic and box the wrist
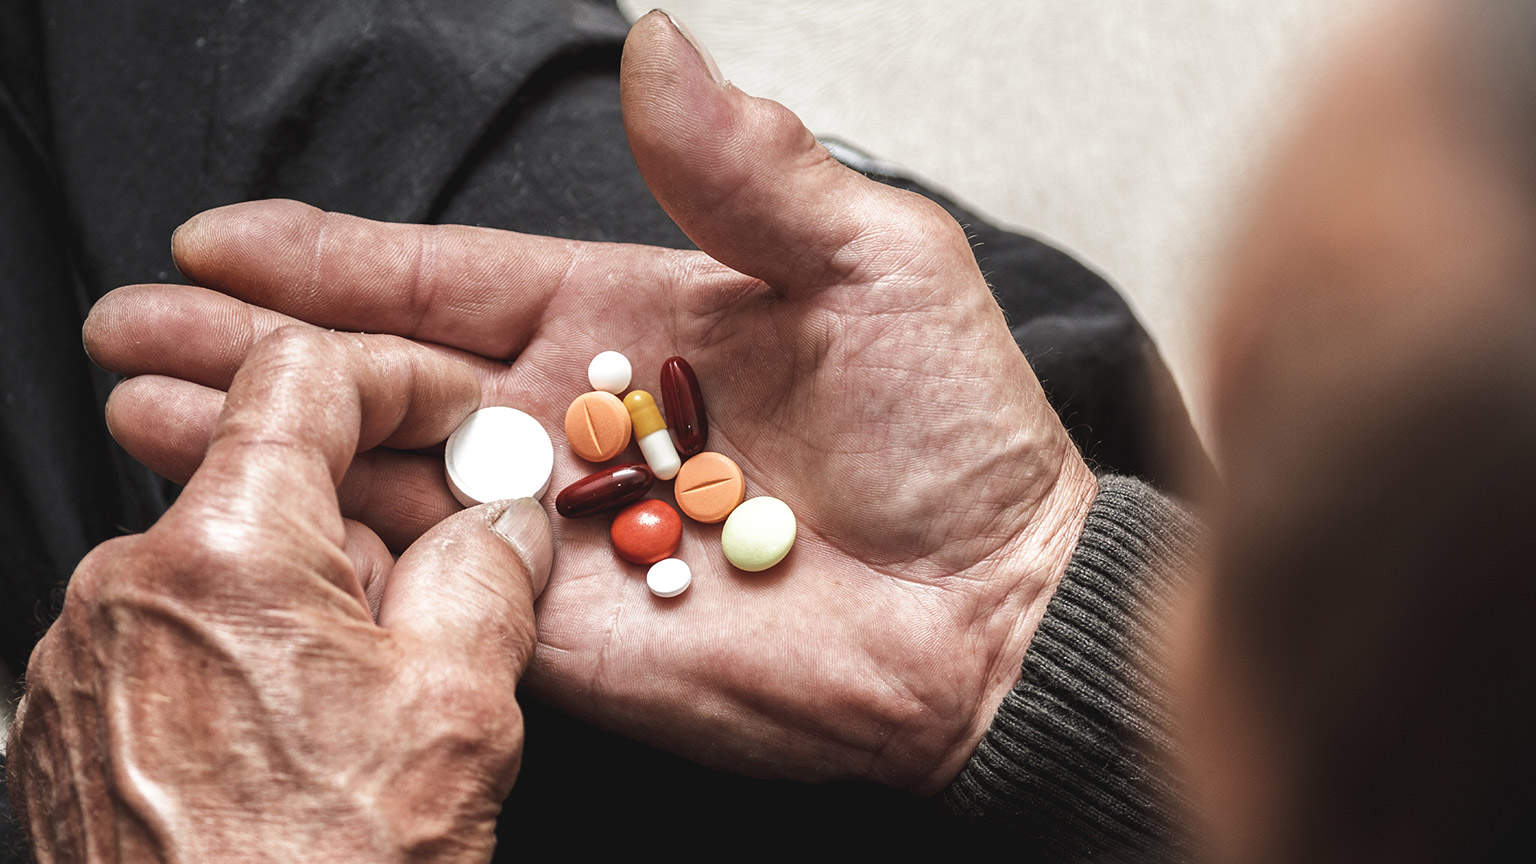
[912,450,1098,794]
[940,474,1200,851]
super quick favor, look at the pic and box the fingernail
[657,9,726,86]
[492,497,554,597]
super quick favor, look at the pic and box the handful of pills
[555,351,797,597]
[443,351,796,599]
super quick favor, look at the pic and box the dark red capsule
[555,463,654,519]
[659,356,708,458]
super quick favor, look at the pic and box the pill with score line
[674,452,745,523]
[564,390,631,462]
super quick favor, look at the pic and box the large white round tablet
[646,557,692,598]
[721,496,797,572]
[444,407,554,507]
[587,351,633,395]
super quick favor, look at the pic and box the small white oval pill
[444,406,554,507]
[587,351,633,394]
[646,557,692,598]
[721,496,797,572]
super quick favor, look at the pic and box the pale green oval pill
[721,496,797,572]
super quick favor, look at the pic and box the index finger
[174,327,480,562]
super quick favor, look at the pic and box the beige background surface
[619,0,1381,439]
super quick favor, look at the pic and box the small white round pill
[646,557,692,598]
[444,407,554,507]
[721,497,797,572]
[587,351,633,394]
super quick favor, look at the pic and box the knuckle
[754,97,815,156]
[145,510,271,580]
[137,505,345,613]
[60,535,144,610]
[403,225,443,330]
[358,332,428,393]
[247,324,337,372]
[231,326,360,420]
[711,98,820,207]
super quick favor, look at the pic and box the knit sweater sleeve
[942,474,1201,860]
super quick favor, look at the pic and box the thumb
[378,498,553,677]
[621,10,955,293]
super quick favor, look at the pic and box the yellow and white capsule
[623,390,682,480]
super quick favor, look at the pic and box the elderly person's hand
[6,328,552,862]
[81,11,1095,794]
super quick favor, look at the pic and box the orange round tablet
[674,452,746,523]
[564,391,631,462]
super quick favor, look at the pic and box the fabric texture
[944,474,1200,860]
[0,0,1204,852]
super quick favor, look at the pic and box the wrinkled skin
[74,11,1096,799]
[8,328,554,862]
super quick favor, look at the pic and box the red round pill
[610,499,683,565]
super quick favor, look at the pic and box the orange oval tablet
[564,391,631,462]
[674,452,746,523]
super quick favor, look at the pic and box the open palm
[85,12,1095,794]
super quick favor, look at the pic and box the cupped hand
[7,328,552,862]
[82,11,1095,794]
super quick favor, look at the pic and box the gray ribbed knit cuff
[942,475,1200,861]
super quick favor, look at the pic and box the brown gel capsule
[659,356,708,458]
[555,463,654,519]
